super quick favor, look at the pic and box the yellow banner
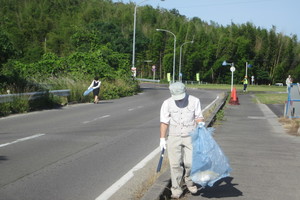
[196,73,200,81]
[167,73,171,82]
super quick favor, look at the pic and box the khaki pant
[167,135,193,194]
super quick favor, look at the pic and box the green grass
[254,93,287,104]
[188,83,286,92]
[187,83,287,104]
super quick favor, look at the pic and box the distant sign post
[131,67,137,78]
[152,65,156,80]
[223,60,235,92]
[230,66,236,92]
[245,62,252,77]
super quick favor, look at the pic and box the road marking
[203,95,219,113]
[95,147,161,200]
[82,115,110,124]
[0,133,45,148]
[248,116,267,120]
[128,105,143,111]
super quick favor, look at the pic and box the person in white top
[159,82,205,198]
[285,75,292,93]
[88,76,101,104]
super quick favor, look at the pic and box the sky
[113,0,300,39]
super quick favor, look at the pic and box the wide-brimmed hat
[169,82,186,100]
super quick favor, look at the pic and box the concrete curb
[141,92,228,200]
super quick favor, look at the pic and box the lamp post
[245,62,248,77]
[132,0,148,76]
[132,0,164,77]
[179,40,194,82]
[222,60,235,92]
[156,28,176,83]
[245,62,253,77]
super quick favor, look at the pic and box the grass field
[187,83,287,104]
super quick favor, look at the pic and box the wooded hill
[1,0,299,88]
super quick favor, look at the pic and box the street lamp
[179,40,194,82]
[245,62,253,77]
[132,0,164,77]
[222,60,235,92]
[132,0,148,77]
[156,28,176,83]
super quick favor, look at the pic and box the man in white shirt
[159,82,205,198]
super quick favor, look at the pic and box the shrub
[29,93,63,111]
[0,103,11,116]
[0,76,140,117]
[10,97,29,113]
[0,97,29,116]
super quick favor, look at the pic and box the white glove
[198,122,205,128]
[160,138,166,150]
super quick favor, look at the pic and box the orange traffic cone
[229,87,240,105]
[230,89,234,99]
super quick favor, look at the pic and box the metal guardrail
[136,78,160,83]
[184,81,208,85]
[0,90,70,103]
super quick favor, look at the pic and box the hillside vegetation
[0,0,300,92]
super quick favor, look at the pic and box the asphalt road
[0,84,222,200]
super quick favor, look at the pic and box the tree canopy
[0,0,299,87]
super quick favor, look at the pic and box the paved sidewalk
[184,93,300,200]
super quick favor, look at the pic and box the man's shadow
[189,177,243,198]
[0,156,8,163]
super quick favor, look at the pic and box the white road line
[82,115,110,124]
[248,116,266,120]
[95,147,161,200]
[128,105,144,111]
[203,95,219,113]
[0,133,45,148]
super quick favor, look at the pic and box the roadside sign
[131,67,136,77]
[167,73,171,82]
[152,65,156,72]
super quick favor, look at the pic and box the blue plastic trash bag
[190,126,232,187]
[83,88,93,96]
